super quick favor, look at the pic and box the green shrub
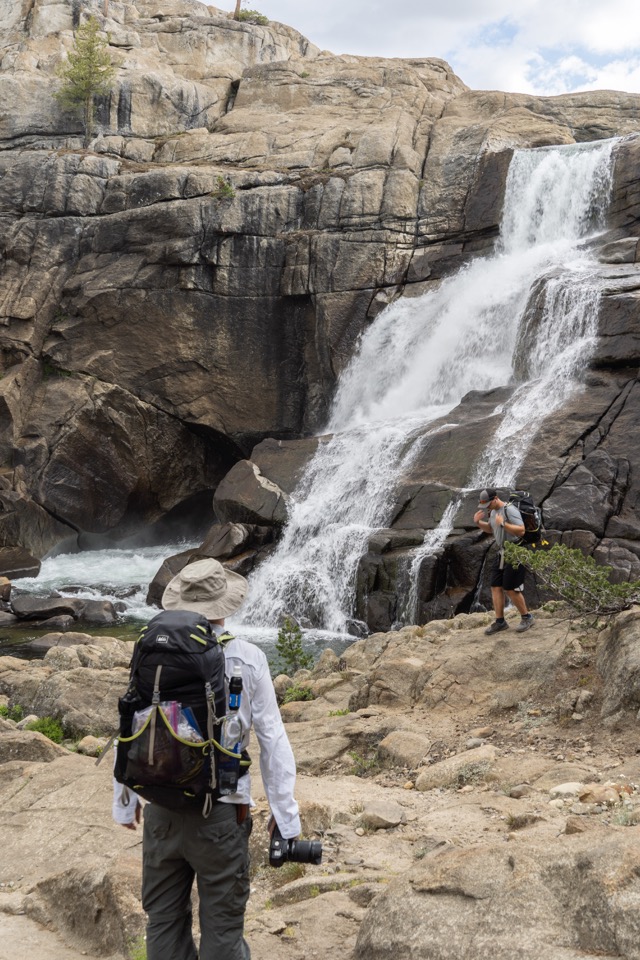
[128,936,147,960]
[504,542,640,617]
[282,684,314,704]
[25,716,64,743]
[349,749,379,777]
[237,9,269,25]
[210,175,235,200]
[0,704,24,722]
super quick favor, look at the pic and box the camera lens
[288,839,323,865]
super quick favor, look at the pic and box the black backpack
[113,609,248,813]
[506,490,544,546]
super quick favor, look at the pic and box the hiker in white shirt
[113,558,301,960]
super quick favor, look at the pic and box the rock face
[0,0,639,630]
[3,609,640,959]
[354,832,640,960]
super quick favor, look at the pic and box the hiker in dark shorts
[474,488,534,635]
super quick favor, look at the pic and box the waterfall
[240,139,616,633]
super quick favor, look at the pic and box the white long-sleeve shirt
[112,628,301,838]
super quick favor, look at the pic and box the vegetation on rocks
[505,542,640,617]
[25,716,65,744]
[210,175,236,200]
[282,683,314,704]
[54,17,114,146]
[0,703,23,722]
[271,617,314,676]
[233,2,269,25]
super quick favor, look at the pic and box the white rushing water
[10,542,353,657]
[14,543,199,622]
[240,138,616,632]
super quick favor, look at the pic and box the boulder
[414,745,498,792]
[377,729,432,769]
[0,547,41,580]
[213,459,289,526]
[0,643,130,736]
[10,596,82,620]
[0,729,67,764]
[359,800,406,830]
[354,830,640,960]
[596,608,640,718]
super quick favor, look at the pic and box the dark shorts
[490,553,525,592]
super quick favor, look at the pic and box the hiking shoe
[485,619,509,635]
[515,615,534,632]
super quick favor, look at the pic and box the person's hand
[495,512,504,527]
[121,802,142,830]
[473,510,486,524]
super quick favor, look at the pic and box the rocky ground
[2,605,640,958]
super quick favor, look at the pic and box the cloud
[255,0,640,94]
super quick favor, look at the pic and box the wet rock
[0,548,41,580]
[75,600,118,625]
[10,596,82,621]
[213,459,289,527]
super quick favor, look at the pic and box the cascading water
[241,138,616,634]
[401,141,615,620]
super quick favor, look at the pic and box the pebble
[469,726,494,738]
[509,784,533,799]
[355,827,365,836]
[403,781,415,790]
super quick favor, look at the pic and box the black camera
[269,823,323,868]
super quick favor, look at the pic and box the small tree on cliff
[233,1,268,24]
[55,16,114,147]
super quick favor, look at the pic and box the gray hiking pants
[142,801,252,960]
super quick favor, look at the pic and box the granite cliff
[0,0,639,629]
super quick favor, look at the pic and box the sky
[237,0,640,96]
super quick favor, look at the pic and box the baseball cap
[477,488,498,507]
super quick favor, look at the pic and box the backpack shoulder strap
[505,503,522,524]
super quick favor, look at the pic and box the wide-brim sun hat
[162,558,248,620]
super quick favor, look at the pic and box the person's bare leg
[491,586,505,619]
[505,589,528,616]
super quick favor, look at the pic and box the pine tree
[55,17,115,147]
[271,617,314,676]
